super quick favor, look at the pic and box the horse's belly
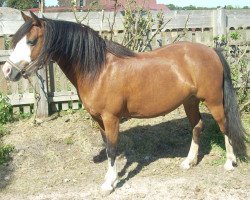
[120,57,195,118]
[126,88,190,118]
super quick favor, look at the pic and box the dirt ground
[0,108,249,200]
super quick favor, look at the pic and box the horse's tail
[214,48,246,155]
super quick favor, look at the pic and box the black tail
[215,48,246,155]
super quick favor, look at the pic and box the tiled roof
[99,0,169,11]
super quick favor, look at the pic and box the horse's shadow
[93,113,224,187]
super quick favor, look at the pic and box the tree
[167,4,176,10]
[183,5,197,10]
[225,5,234,9]
[0,0,6,6]
[58,0,71,7]
[6,0,38,10]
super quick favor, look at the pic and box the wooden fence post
[213,8,227,37]
[35,67,49,118]
[33,10,49,118]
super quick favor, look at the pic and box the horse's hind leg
[205,102,236,170]
[181,97,204,169]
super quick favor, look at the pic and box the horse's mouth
[5,72,22,82]
[12,72,22,82]
[2,60,29,82]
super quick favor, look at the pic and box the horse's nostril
[6,67,11,75]
[2,62,12,78]
[2,64,12,77]
[4,67,12,77]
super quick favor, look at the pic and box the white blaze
[9,36,31,64]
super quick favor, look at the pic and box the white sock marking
[101,158,118,192]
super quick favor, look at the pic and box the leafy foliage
[230,31,240,41]
[0,93,14,165]
[214,31,249,110]
[0,93,13,124]
[0,0,6,6]
[0,144,14,165]
[57,0,70,7]
[5,0,38,10]
[121,0,168,52]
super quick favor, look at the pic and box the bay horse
[2,12,246,193]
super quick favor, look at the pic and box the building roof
[28,0,169,12]
[99,0,169,11]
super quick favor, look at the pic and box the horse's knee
[193,119,204,139]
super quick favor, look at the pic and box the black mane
[12,17,136,78]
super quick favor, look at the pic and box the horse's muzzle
[2,61,22,82]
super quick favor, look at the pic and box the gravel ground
[0,108,249,200]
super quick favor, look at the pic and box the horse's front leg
[98,114,119,194]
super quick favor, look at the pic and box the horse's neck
[56,60,95,97]
[56,60,77,87]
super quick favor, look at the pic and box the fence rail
[0,8,250,117]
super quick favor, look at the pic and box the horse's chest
[81,101,101,118]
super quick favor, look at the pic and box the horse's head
[2,11,45,81]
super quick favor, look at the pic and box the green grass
[201,119,225,150]
[0,124,14,165]
[201,113,250,165]
[65,136,74,145]
[198,118,226,166]
[0,125,10,138]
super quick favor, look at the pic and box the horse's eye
[27,39,37,46]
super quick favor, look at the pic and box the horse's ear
[29,11,42,26]
[21,11,31,22]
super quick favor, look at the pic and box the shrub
[0,93,13,124]
[214,32,249,110]
[0,93,14,165]
[0,144,15,165]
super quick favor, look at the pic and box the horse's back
[150,42,224,100]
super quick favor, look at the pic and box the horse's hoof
[101,183,114,196]
[224,160,235,171]
[180,160,190,170]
